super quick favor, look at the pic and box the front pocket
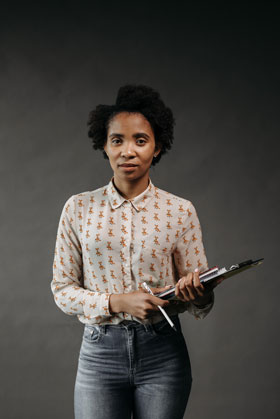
[152,316,182,337]
[83,325,102,343]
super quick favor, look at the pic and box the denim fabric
[74,315,192,419]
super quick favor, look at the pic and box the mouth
[119,164,138,167]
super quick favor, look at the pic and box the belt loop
[143,322,153,333]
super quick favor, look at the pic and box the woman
[51,84,217,419]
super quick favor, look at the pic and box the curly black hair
[87,84,175,166]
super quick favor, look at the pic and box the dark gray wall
[1,2,279,418]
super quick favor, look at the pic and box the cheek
[107,149,118,160]
[143,150,155,162]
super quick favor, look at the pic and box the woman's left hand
[175,269,225,306]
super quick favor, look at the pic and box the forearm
[51,276,111,320]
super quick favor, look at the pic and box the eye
[136,139,146,145]
[111,138,122,144]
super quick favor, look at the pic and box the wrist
[109,293,125,314]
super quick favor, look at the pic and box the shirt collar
[106,176,156,212]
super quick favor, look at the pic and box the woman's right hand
[109,286,170,320]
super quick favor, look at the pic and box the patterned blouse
[51,177,214,325]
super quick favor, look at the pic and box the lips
[119,164,138,167]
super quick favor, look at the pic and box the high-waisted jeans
[74,315,192,419]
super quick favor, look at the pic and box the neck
[112,174,150,200]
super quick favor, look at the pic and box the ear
[154,143,162,156]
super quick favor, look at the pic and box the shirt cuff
[83,291,111,321]
[188,291,215,320]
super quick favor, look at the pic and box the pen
[142,282,177,332]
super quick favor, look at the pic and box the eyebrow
[109,132,150,139]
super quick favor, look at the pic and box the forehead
[108,112,153,134]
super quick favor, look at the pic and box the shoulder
[61,184,108,212]
[154,185,196,213]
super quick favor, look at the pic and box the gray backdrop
[1,2,279,418]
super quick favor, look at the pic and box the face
[104,112,160,182]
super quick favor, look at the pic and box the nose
[121,142,136,158]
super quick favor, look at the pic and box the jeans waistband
[85,315,180,334]
[85,320,145,333]
[104,320,153,333]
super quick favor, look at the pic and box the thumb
[150,284,173,294]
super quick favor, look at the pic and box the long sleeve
[172,201,214,319]
[50,195,112,323]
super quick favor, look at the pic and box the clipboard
[155,258,264,300]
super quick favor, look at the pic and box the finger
[193,268,204,290]
[193,269,204,297]
[185,283,196,300]
[179,274,193,301]
[179,283,190,301]
[175,279,185,301]
[185,272,199,300]
[150,295,170,307]
[188,272,202,300]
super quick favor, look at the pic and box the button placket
[131,203,137,290]
[122,201,132,291]
[127,203,133,289]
